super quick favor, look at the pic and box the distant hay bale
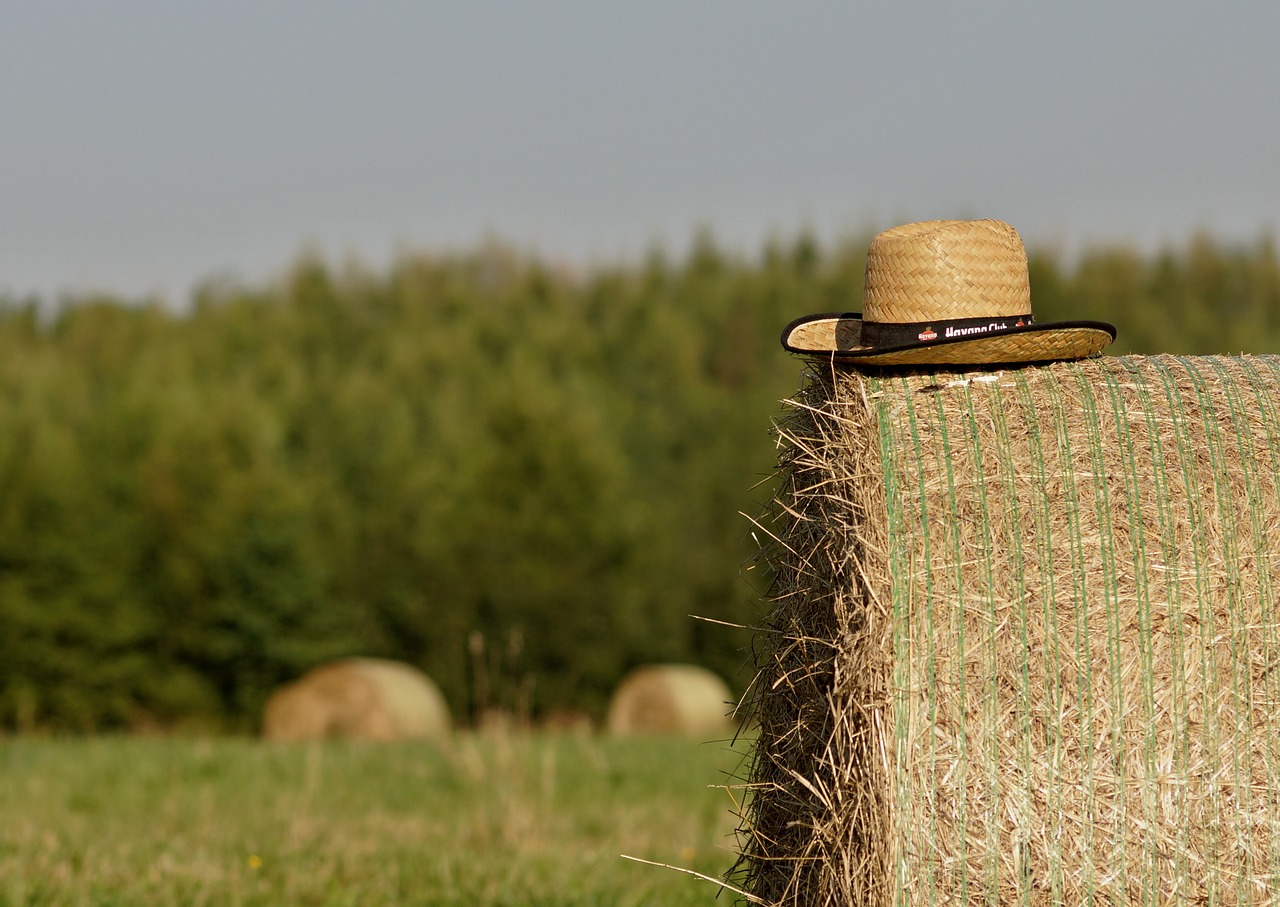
[738,355,1280,906]
[261,658,451,742]
[606,664,735,736]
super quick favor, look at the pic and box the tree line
[0,229,1276,731]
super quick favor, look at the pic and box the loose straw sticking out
[734,355,1280,907]
[621,854,767,904]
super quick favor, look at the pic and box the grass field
[0,731,751,906]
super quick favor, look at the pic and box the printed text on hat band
[861,314,1035,348]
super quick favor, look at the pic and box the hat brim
[781,313,1116,366]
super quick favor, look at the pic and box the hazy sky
[3,1,1278,305]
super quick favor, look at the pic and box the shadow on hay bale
[261,658,451,742]
[737,355,1280,906]
[606,663,736,737]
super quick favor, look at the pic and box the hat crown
[862,219,1031,324]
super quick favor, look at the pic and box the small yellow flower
[247,854,263,870]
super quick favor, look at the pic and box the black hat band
[861,313,1035,348]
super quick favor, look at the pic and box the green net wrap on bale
[737,355,1280,907]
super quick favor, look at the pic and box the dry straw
[262,658,451,742]
[862,219,1031,323]
[736,354,1280,906]
[780,220,1115,366]
[606,663,736,737]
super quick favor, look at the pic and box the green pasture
[0,732,750,906]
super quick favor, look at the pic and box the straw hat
[780,219,1115,366]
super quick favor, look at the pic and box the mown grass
[0,732,751,906]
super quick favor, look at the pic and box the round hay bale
[738,354,1280,906]
[261,658,450,742]
[606,664,734,736]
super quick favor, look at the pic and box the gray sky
[3,1,1278,305]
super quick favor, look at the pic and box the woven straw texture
[738,354,1280,906]
[864,219,1030,323]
